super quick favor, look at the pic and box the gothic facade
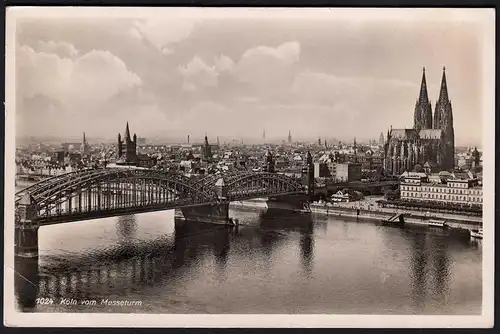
[383,67,455,175]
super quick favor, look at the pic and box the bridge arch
[224,172,305,200]
[16,168,220,223]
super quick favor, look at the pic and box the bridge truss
[15,168,306,224]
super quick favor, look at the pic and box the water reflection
[116,215,137,242]
[410,232,428,312]
[430,235,450,307]
[14,208,482,314]
[299,221,314,276]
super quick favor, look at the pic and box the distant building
[136,154,155,168]
[137,137,146,146]
[335,163,362,182]
[288,130,292,144]
[53,151,65,164]
[61,142,82,153]
[471,147,481,169]
[313,162,332,178]
[65,152,82,164]
[379,132,385,146]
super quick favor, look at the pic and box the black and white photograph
[4,7,494,328]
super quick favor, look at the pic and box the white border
[3,7,495,328]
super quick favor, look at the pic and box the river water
[14,202,482,315]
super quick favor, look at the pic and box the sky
[11,8,491,146]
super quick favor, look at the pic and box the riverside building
[400,173,483,208]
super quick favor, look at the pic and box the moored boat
[470,227,483,239]
[427,219,449,229]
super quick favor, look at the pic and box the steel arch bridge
[15,168,306,224]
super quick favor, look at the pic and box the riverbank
[230,198,482,231]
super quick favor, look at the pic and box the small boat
[427,219,449,229]
[470,228,483,239]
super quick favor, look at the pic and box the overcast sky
[11,8,491,146]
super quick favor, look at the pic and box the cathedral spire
[414,67,433,130]
[125,122,131,141]
[419,67,429,104]
[437,66,449,103]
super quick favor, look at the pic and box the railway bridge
[15,163,314,258]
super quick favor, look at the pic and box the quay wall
[231,199,482,230]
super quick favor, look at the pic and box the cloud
[234,41,300,84]
[240,41,300,65]
[69,50,142,103]
[34,40,79,58]
[17,45,74,101]
[130,18,197,54]
[17,45,142,106]
[178,56,219,91]
[230,41,301,101]
[213,55,235,73]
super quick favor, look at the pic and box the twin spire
[418,66,448,105]
[415,66,449,131]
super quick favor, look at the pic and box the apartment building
[400,174,482,207]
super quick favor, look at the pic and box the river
[14,202,482,315]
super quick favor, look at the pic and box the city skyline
[15,9,484,146]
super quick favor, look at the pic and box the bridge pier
[266,194,309,212]
[15,194,39,259]
[177,201,230,225]
[177,177,232,225]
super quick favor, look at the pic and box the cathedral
[383,67,455,175]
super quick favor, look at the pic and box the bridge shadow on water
[257,208,315,274]
[15,209,317,312]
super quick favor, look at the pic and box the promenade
[310,196,482,230]
[336,195,482,223]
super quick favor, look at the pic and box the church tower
[414,67,433,130]
[301,151,315,197]
[81,132,89,155]
[434,67,455,170]
[203,133,212,161]
[117,122,138,164]
[264,149,275,173]
[117,133,122,158]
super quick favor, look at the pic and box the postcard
[4,7,495,328]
